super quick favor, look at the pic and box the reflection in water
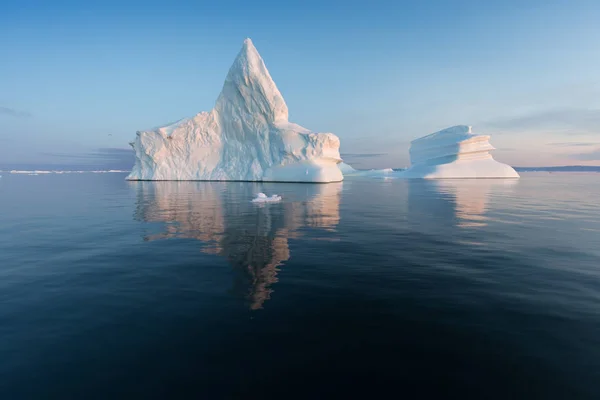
[408,179,518,230]
[133,182,342,309]
[434,180,518,228]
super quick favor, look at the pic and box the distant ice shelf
[4,170,130,175]
[127,39,343,183]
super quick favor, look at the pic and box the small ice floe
[251,193,282,203]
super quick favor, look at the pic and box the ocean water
[1,173,599,399]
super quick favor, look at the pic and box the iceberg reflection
[408,179,518,230]
[133,181,342,309]
[434,180,518,228]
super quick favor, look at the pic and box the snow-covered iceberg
[400,125,519,179]
[127,39,343,183]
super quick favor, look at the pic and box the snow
[399,125,519,179]
[127,38,343,183]
[252,193,282,203]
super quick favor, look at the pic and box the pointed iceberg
[127,39,343,183]
[400,125,519,179]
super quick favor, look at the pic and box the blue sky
[1,0,600,169]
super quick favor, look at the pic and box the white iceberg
[400,125,519,179]
[251,193,282,203]
[127,39,343,183]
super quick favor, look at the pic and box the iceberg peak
[215,37,288,123]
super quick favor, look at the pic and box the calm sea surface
[1,173,599,399]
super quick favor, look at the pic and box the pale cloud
[482,108,600,136]
[0,106,32,118]
[547,142,599,147]
[27,148,135,170]
[570,148,600,161]
[341,153,388,158]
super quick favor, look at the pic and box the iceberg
[400,125,519,179]
[127,39,343,183]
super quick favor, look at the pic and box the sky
[1,0,600,169]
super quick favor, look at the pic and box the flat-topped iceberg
[400,125,519,179]
[127,39,343,183]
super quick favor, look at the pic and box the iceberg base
[263,160,343,183]
[400,158,520,179]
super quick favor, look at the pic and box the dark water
[1,173,599,399]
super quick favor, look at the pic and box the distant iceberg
[400,125,519,179]
[127,39,343,183]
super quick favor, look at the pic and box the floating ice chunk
[252,193,282,203]
[10,170,52,174]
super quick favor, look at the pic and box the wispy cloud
[341,153,388,158]
[547,142,599,147]
[0,106,32,118]
[570,148,600,161]
[41,148,133,159]
[36,148,134,170]
[484,108,600,135]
